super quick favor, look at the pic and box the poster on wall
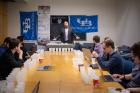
[51,16,69,24]
[20,11,37,40]
[70,15,98,33]
[38,6,50,45]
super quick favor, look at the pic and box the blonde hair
[104,37,118,51]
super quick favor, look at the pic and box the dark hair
[64,21,68,24]
[93,35,100,43]
[4,37,11,44]
[130,42,140,60]
[103,40,115,49]
[9,38,20,50]
[17,36,24,42]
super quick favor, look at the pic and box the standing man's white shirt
[65,27,68,41]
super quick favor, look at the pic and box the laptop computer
[37,56,55,70]
[32,81,40,93]
[82,48,98,68]
[82,48,92,62]
[97,63,122,82]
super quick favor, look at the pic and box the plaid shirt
[94,43,103,57]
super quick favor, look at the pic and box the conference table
[23,51,124,93]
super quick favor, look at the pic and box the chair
[123,59,133,74]
[24,43,37,54]
[82,43,95,53]
[119,45,130,53]
[119,45,132,60]
[73,43,81,50]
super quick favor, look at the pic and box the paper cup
[64,48,67,51]
[113,91,121,93]
[71,48,73,51]
[56,48,58,51]
[59,48,61,51]
[39,58,43,63]
[108,87,116,93]
[93,76,100,87]
[87,67,92,76]
[121,89,130,93]
[62,48,64,51]
[84,74,89,84]
[53,48,55,51]
[92,58,96,64]
[49,48,52,52]
[68,48,70,51]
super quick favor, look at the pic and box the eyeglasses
[132,55,136,58]
[103,47,106,50]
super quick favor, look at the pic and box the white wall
[7,0,117,48]
[116,0,140,46]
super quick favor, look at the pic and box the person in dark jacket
[16,36,30,61]
[93,40,123,75]
[0,38,24,80]
[53,21,80,43]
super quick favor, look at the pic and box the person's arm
[72,28,80,39]
[113,73,132,80]
[127,87,140,93]
[10,58,24,67]
[8,50,24,68]
[98,45,103,57]
[92,52,108,61]
[119,51,123,54]
[124,73,132,80]
[72,28,77,37]
[25,52,30,59]
[96,55,118,69]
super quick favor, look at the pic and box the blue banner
[70,15,98,33]
[20,11,37,40]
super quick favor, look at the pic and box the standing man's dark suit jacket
[56,27,77,43]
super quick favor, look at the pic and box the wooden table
[23,51,124,93]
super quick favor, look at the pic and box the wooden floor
[23,51,124,93]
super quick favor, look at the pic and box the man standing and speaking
[53,21,80,43]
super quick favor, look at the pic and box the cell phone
[115,88,122,92]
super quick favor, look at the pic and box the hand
[53,37,57,40]
[113,74,124,79]
[17,50,23,59]
[95,62,98,65]
[17,50,23,55]
[120,51,123,54]
[91,54,94,57]
[92,51,98,58]
[25,55,31,59]
[76,35,80,39]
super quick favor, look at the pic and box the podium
[45,43,75,51]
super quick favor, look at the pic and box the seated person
[0,38,24,80]
[16,36,30,61]
[103,37,118,60]
[0,37,11,57]
[104,37,118,51]
[92,40,123,74]
[91,35,103,57]
[113,42,140,93]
